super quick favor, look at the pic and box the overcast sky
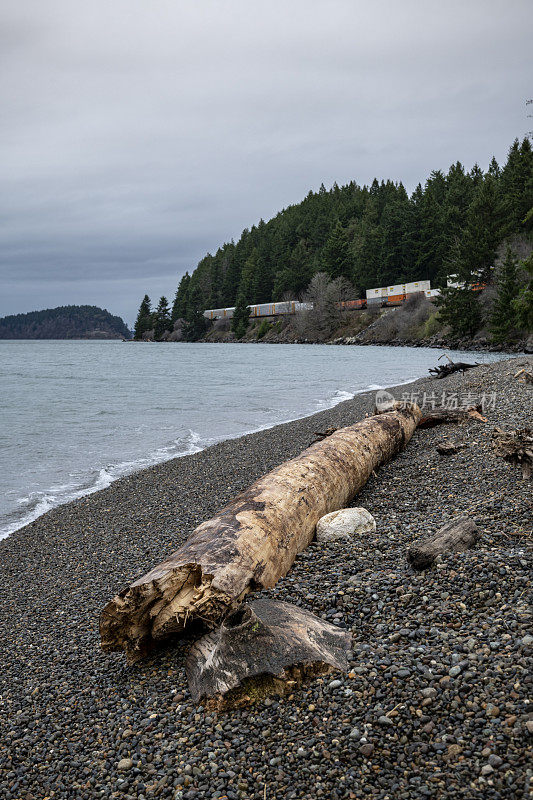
[1,0,531,325]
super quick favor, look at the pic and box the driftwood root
[492,427,533,479]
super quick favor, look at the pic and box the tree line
[134,137,533,342]
[0,305,131,339]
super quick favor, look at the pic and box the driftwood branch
[100,404,421,663]
[492,427,533,479]
[408,516,480,570]
[418,405,487,429]
[185,599,351,707]
[429,361,479,379]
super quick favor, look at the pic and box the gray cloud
[1,0,531,325]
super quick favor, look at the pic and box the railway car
[202,276,482,321]
[386,293,406,306]
[338,299,366,310]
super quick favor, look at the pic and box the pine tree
[321,221,352,280]
[231,294,251,338]
[512,251,533,333]
[490,248,520,341]
[153,296,171,340]
[133,295,152,340]
[436,287,482,337]
[171,273,191,321]
[182,284,207,341]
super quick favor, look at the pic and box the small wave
[0,429,204,541]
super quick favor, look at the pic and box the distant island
[0,305,131,340]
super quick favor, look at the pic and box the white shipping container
[365,287,388,299]
[386,284,406,296]
[405,280,430,293]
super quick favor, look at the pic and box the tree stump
[185,598,351,707]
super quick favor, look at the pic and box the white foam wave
[0,429,204,541]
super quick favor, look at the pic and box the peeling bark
[100,404,421,663]
[185,599,351,706]
[408,516,480,570]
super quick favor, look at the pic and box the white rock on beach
[316,507,376,542]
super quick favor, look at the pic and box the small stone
[485,703,500,718]
[118,759,133,771]
[521,634,533,646]
[488,754,503,768]
[359,744,374,756]
[480,764,494,776]
[396,668,411,678]
[328,679,342,690]
[378,715,394,727]
[446,744,462,760]
[449,665,462,677]
[525,720,533,735]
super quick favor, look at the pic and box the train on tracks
[203,277,482,320]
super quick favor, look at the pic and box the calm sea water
[0,340,508,539]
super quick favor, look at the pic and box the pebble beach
[1,355,531,800]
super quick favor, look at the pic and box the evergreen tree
[490,247,520,342]
[459,173,505,283]
[231,295,251,338]
[182,284,207,341]
[321,221,352,280]
[436,287,482,337]
[133,295,152,340]
[512,251,533,333]
[171,273,191,321]
[153,296,171,340]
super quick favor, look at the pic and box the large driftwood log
[185,598,351,707]
[100,404,421,663]
[407,516,480,570]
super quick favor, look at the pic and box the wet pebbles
[0,355,531,799]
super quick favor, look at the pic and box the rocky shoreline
[0,356,531,800]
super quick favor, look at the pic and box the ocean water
[0,340,509,539]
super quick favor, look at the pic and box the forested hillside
[135,137,533,342]
[0,306,131,339]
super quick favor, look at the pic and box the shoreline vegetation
[0,305,131,340]
[134,136,533,351]
[1,356,531,798]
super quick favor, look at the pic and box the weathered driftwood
[429,360,479,379]
[185,598,351,706]
[408,516,480,570]
[100,404,421,663]
[492,427,533,479]
[514,368,533,385]
[436,441,467,455]
[418,405,487,429]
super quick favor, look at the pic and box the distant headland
[0,305,131,340]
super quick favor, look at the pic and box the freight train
[203,279,447,320]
